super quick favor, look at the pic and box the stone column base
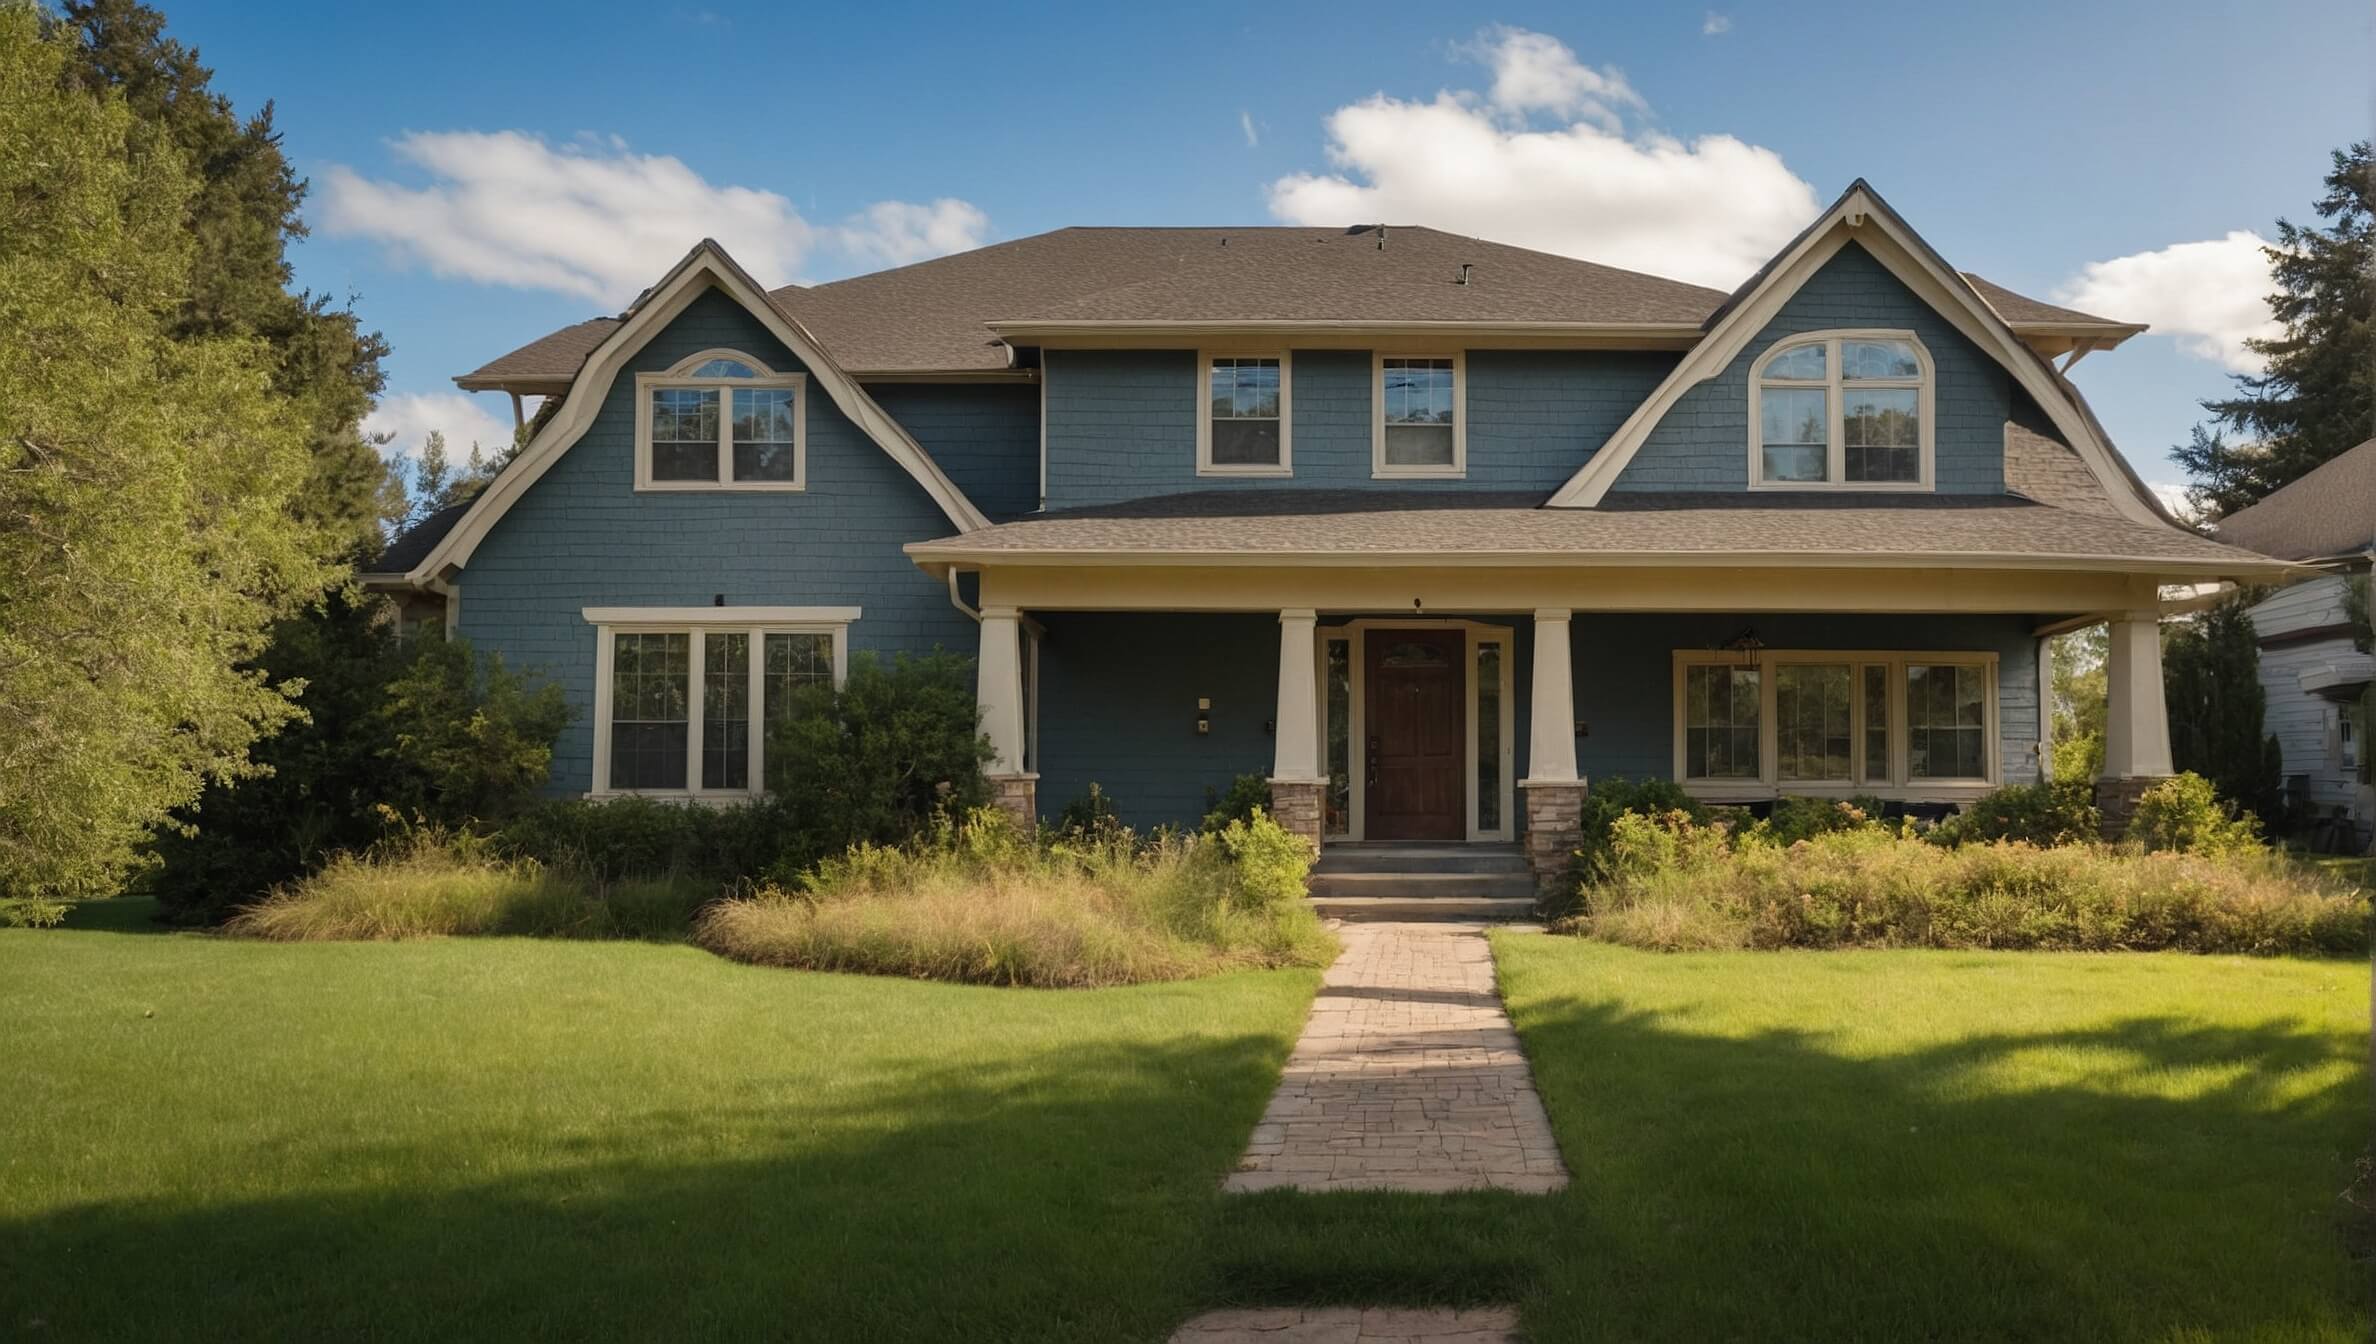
[1519,779,1589,892]
[2094,775,2163,840]
[988,774,1038,833]
[1265,778,1326,854]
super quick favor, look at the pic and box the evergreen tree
[0,9,334,902]
[2161,601,2286,826]
[2179,143,2375,516]
[57,0,395,554]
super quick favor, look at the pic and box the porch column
[977,605,1036,830]
[2096,611,2173,837]
[1266,608,1326,849]
[1519,609,1585,891]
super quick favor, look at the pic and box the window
[1374,354,1463,477]
[1475,640,1503,830]
[588,607,854,797]
[1749,331,1932,489]
[1324,636,1352,838]
[634,349,806,490]
[1676,651,1994,791]
[1199,354,1290,474]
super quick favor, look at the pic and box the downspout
[947,566,980,622]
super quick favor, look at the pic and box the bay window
[587,607,854,798]
[1674,650,1997,794]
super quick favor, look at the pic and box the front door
[1364,630,1466,840]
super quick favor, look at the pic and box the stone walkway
[1171,1306,1522,1342]
[1223,921,1566,1194]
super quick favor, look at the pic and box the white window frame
[1747,329,1935,491]
[1671,648,1999,802]
[1370,351,1466,479]
[585,606,856,800]
[1196,350,1293,477]
[633,348,807,492]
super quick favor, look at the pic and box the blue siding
[1612,242,2011,493]
[1042,348,1678,507]
[457,287,978,794]
[868,381,1039,521]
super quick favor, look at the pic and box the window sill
[1746,480,1931,493]
[1196,465,1294,478]
[1679,780,2000,804]
[1372,467,1466,481]
[585,789,761,807]
[633,481,807,493]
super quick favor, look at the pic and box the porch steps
[1306,843,1538,921]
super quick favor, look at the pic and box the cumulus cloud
[2057,231,2280,374]
[323,131,989,305]
[1266,27,1818,290]
[1701,12,1733,36]
[365,391,520,461]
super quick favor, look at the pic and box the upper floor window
[1749,331,1932,490]
[1374,354,1465,478]
[1198,353,1291,475]
[633,349,805,491]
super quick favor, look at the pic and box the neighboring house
[2215,439,2376,849]
[363,181,2288,883]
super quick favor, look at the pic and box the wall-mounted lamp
[1196,696,1211,736]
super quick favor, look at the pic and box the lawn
[5,907,2367,1342]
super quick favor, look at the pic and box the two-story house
[366,181,2288,883]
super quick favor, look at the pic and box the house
[2215,438,2375,849]
[363,181,2289,884]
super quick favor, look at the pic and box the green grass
[5,904,2367,1341]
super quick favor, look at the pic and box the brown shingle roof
[1959,273,2135,329]
[904,490,2277,573]
[2213,437,2376,560]
[458,228,2135,384]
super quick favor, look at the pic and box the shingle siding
[1613,242,2011,494]
[456,288,978,794]
[867,381,1040,521]
[1042,348,1678,506]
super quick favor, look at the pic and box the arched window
[633,349,806,491]
[1748,330,1933,489]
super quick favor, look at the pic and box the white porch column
[2102,611,2173,778]
[1268,608,1326,846]
[975,606,1036,831]
[1525,609,1578,783]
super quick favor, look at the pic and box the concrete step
[1307,894,1540,922]
[1304,870,1538,900]
[1313,844,1530,876]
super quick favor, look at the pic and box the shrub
[1057,783,1125,837]
[1560,812,2364,956]
[695,808,1334,988]
[765,650,994,870]
[1572,778,1709,882]
[226,836,715,941]
[1935,780,2100,848]
[497,795,788,884]
[1201,773,1273,834]
[2051,731,2104,784]
[1749,796,1885,846]
[2127,772,2264,857]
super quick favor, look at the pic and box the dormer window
[634,349,805,491]
[1749,330,1933,489]
[1198,353,1291,475]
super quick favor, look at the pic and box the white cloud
[323,131,989,304]
[2057,231,2279,374]
[2147,480,2198,521]
[1240,110,1260,148]
[1701,12,1732,35]
[364,391,519,461]
[1266,27,1818,290]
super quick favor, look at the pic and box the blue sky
[159,0,2372,498]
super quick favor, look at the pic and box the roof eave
[900,543,2294,579]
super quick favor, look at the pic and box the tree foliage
[56,0,396,550]
[2180,143,2375,516]
[2048,624,2108,781]
[2161,601,2286,827]
[0,9,338,900]
[765,651,994,869]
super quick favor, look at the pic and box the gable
[1608,243,2008,494]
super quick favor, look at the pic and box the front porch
[962,563,2182,885]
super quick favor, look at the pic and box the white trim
[1371,352,1467,480]
[1319,618,1517,844]
[1669,648,2001,796]
[1195,350,1293,477]
[1547,184,2167,527]
[586,611,854,800]
[906,544,2285,578]
[631,349,807,493]
[1745,329,1934,491]
[412,241,990,585]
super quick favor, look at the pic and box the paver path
[1171,1306,1522,1342]
[1224,921,1566,1194]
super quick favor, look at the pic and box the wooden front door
[1364,630,1466,840]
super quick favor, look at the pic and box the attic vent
[1457,263,1473,286]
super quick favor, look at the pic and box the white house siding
[2250,575,2367,826]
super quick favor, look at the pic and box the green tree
[2179,143,2375,516]
[2049,624,2108,781]
[2161,601,2286,826]
[0,8,335,900]
[402,428,514,526]
[57,0,395,552]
